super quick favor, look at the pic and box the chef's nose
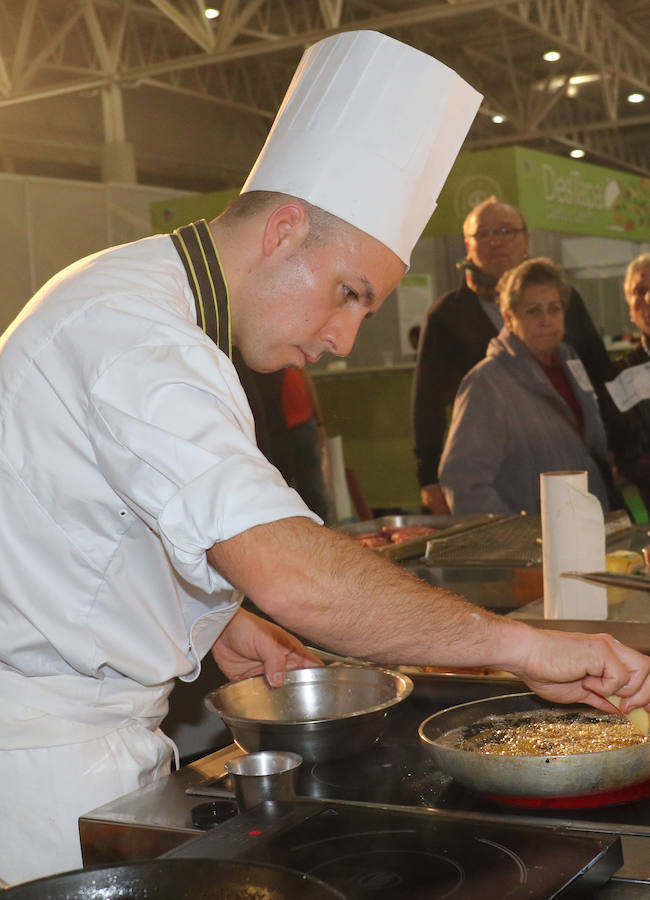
[322,309,364,358]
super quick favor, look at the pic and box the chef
[1,30,649,886]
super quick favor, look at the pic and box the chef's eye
[343,285,359,302]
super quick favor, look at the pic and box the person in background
[605,253,650,511]
[253,368,329,521]
[408,324,421,353]
[281,369,329,521]
[439,258,617,515]
[1,32,648,886]
[412,196,613,514]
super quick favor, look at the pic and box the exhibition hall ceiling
[0,0,649,192]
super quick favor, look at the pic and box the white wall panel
[28,180,109,293]
[0,174,189,334]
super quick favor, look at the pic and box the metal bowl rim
[206,665,413,726]
[418,690,650,763]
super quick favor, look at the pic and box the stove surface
[191,698,650,837]
[166,798,622,898]
[78,694,650,895]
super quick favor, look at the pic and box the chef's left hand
[211,607,323,687]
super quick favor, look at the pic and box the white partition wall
[0,173,190,333]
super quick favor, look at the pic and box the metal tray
[398,666,525,706]
[339,513,502,562]
[423,510,633,569]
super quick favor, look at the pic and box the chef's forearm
[207,516,530,668]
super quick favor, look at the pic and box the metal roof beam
[11,0,38,84]
[146,0,215,52]
[82,0,114,73]
[17,7,86,92]
[498,0,650,102]
[0,49,11,97]
[115,0,523,80]
[214,0,267,51]
[468,126,650,177]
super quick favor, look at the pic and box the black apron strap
[170,219,232,360]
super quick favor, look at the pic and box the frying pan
[2,859,346,899]
[419,692,650,800]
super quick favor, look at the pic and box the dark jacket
[412,279,616,487]
[605,344,650,504]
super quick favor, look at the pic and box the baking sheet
[398,666,525,705]
[423,510,633,568]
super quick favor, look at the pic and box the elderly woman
[606,252,650,510]
[438,257,615,515]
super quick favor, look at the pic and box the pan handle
[185,783,236,799]
[305,647,376,667]
[561,570,650,592]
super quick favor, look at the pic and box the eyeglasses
[467,226,526,243]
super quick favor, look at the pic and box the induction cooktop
[166,798,622,898]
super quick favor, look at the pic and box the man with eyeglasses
[412,195,613,514]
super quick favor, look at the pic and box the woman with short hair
[438,257,615,514]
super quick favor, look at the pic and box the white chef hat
[241,30,482,266]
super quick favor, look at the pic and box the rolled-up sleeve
[88,342,320,592]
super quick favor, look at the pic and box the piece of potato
[607,695,650,736]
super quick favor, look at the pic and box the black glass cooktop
[168,798,622,898]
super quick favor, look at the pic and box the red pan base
[484,778,650,809]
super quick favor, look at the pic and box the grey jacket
[438,328,611,515]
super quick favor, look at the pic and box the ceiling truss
[0,0,648,189]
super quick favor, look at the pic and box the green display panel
[515,146,650,240]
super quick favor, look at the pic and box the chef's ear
[261,202,310,258]
[503,309,514,332]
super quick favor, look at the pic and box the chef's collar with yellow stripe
[171,219,232,360]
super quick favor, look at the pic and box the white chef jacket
[0,228,319,883]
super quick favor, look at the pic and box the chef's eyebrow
[358,278,376,307]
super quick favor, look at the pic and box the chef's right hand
[420,484,450,515]
[509,627,650,713]
[211,607,322,688]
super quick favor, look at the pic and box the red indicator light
[248,829,263,836]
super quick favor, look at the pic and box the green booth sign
[424,146,650,242]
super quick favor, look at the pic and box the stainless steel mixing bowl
[205,665,413,762]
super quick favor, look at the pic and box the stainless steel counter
[79,744,242,866]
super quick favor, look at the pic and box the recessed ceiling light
[543,50,561,62]
[569,74,600,86]
[628,92,645,104]
[570,148,585,159]
[534,73,599,93]
[491,114,506,124]
[205,7,220,19]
